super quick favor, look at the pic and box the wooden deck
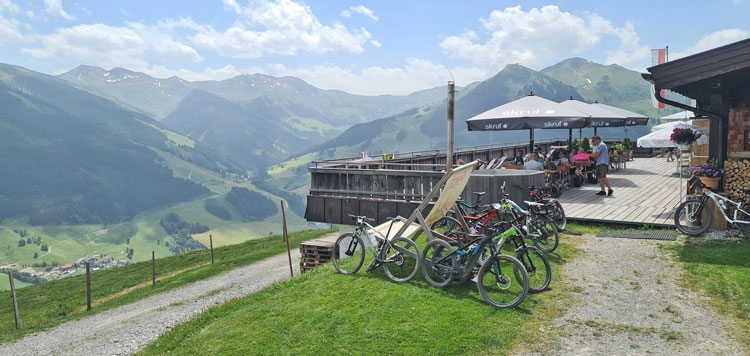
[559,157,683,227]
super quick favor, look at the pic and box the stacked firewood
[723,160,750,201]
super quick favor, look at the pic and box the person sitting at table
[513,150,524,165]
[572,148,590,162]
[556,151,571,177]
[535,147,546,161]
[525,153,543,170]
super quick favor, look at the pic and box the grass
[0,228,335,344]
[562,222,608,236]
[138,238,581,356]
[669,237,750,348]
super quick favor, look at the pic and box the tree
[18,239,26,247]
[41,243,48,251]
[33,252,38,259]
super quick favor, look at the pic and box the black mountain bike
[488,215,552,293]
[332,215,421,282]
[421,232,529,308]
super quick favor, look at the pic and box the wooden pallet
[299,236,337,273]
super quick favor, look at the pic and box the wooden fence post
[281,200,293,278]
[209,234,214,264]
[152,251,156,287]
[8,271,20,330]
[85,262,91,311]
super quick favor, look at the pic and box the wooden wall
[306,170,546,225]
[728,87,750,153]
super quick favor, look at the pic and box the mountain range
[58,67,450,168]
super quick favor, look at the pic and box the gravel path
[521,236,746,356]
[0,248,305,356]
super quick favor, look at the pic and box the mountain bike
[674,176,750,238]
[496,183,560,252]
[332,215,421,282]
[489,215,552,293]
[516,185,567,231]
[430,203,500,244]
[420,230,529,308]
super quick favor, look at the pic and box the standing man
[592,136,613,196]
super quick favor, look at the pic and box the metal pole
[8,271,19,330]
[281,200,293,277]
[152,251,155,287]
[209,234,214,264]
[529,129,535,154]
[568,128,573,146]
[85,262,91,311]
[446,81,455,171]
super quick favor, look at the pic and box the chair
[504,164,525,170]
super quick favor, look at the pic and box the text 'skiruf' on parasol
[466,93,590,153]
[559,97,626,139]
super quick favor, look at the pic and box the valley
[0,57,675,291]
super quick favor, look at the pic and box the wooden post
[152,251,156,287]
[85,262,91,311]
[446,81,455,171]
[280,200,293,278]
[209,234,214,264]
[8,271,20,330]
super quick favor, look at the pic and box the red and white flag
[651,48,667,109]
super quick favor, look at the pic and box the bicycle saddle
[472,191,486,197]
[524,201,546,207]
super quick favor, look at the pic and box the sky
[1,0,749,95]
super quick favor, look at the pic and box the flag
[651,48,667,109]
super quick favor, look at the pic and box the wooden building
[643,38,750,163]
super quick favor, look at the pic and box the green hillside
[0,64,220,225]
[540,57,680,119]
[59,67,450,169]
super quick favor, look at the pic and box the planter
[622,150,633,160]
[699,176,721,190]
[677,143,692,151]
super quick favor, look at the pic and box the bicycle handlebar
[348,214,375,222]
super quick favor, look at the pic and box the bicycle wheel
[421,239,456,287]
[382,237,420,282]
[550,201,566,231]
[529,216,559,253]
[429,216,465,240]
[515,246,551,293]
[332,233,365,274]
[477,254,529,308]
[674,199,712,235]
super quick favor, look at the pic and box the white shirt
[524,160,543,171]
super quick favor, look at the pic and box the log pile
[723,160,750,201]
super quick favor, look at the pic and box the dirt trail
[0,248,304,356]
[519,236,746,356]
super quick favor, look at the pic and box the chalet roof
[645,38,750,104]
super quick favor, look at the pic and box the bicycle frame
[433,234,501,282]
[347,219,401,265]
[701,189,750,226]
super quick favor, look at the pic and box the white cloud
[0,0,21,44]
[370,39,381,48]
[222,0,242,14]
[261,58,487,95]
[44,0,75,20]
[189,0,372,58]
[341,10,351,18]
[733,0,744,4]
[0,0,19,13]
[440,5,649,70]
[23,22,202,69]
[671,28,750,59]
[347,5,378,21]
